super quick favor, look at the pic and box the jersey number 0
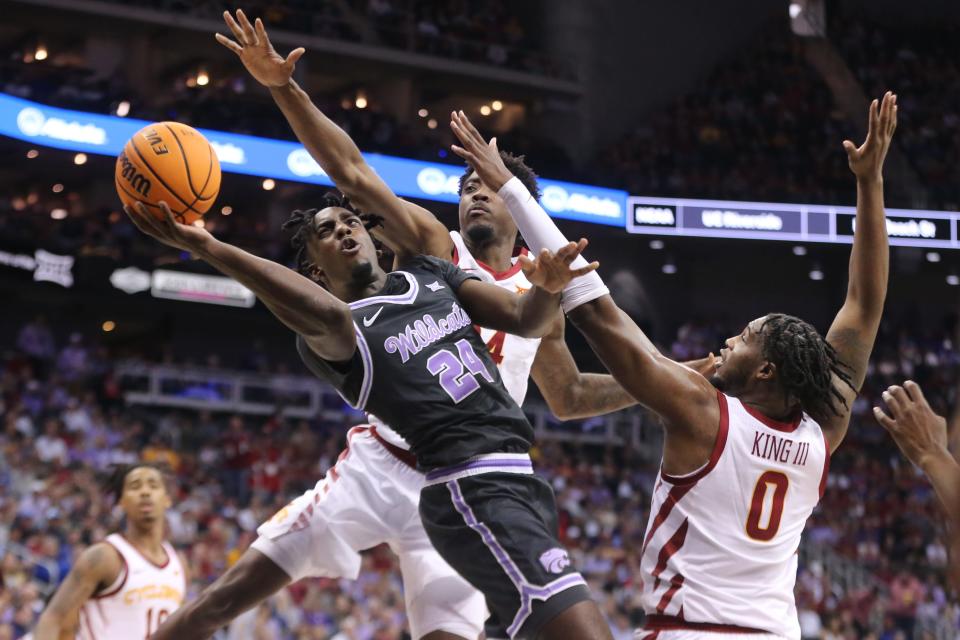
[745,470,789,541]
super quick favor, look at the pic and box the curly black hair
[758,313,856,422]
[458,150,541,201]
[281,191,384,278]
[103,461,170,504]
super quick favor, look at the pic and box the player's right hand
[124,202,214,255]
[519,238,599,294]
[216,9,304,88]
[874,380,949,471]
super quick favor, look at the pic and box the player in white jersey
[153,11,644,640]
[448,93,897,638]
[34,463,186,640]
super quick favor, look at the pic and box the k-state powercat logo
[539,548,570,574]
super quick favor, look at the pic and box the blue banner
[0,93,626,227]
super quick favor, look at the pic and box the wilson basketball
[115,122,221,224]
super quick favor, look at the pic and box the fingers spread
[873,406,895,431]
[570,261,600,277]
[215,33,243,54]
[882,386,905,416]
[224,11,246,43]
[287,47,306,66]
[237,9,258,45]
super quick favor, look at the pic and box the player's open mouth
[340,238,360,255]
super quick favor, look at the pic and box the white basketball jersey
[450,230,542,405]
[371,232,543,449]
[640,392,828,639]
[78,533,185,640]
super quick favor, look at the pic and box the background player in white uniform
[151,11,645,640]
[33,463,186,640]
[448,92,896,638]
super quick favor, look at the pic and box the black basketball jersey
[296,255,534,470]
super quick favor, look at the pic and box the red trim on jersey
[453,239,528,281]
[660,391,729,485]
[641,484,694,557]
[93,542,128,599]
[651,519,689,580]
[119,534,170,569]
[741,401,802,433]
[819,429,831,498]
[372,426,418,469]
[644,615,768,633]
[636,632,660,640]
[655,573,685,614]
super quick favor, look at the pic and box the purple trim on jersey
[446,479,587,637]
[354,325,374,409]
[426,457,533,482]
[348,271,419,309]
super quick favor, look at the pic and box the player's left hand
[216,9,304,88]
[449,110,515,193]
[124,202,214,255]
[874,380,949,471]
[843,91,897,181]
[519,238,599,294]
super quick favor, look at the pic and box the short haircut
[103,462,170,503]
[458,151,541,201]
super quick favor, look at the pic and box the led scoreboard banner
[0,93,626,227]
[627,196,960,249]
[3,92,958,249]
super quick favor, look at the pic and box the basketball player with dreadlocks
[126,168,615,640]
[34,463,186,640]
[197,10,675,640]
[450,92,897,639]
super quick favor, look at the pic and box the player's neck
[739,390,797,423]
[465,235,515,273]
[123,522,167,561]
[334,269,389,303]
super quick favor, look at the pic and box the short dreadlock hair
[758,313,856,422]
[103,461,170,504]
[281,191,384,278]
[458,151,541,201]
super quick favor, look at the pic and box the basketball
[115,122,221,224]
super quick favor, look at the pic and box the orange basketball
[115,122,221,224]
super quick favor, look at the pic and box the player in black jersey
[125,196,613,640]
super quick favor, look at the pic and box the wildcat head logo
[539,548,570,574]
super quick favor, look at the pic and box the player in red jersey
[450,92,896,638]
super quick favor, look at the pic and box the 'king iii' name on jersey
[297,255,534,470]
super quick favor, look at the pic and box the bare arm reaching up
[216,9,452,262]
[822,92,897,452]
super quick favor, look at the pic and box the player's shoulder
[398,253,456,276]
[73,540,124,581]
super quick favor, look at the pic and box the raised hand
[843,91,897,181]
[216,9,304,88]
[449,110,515,192]
[519,238,599,294]
[874,380,949,470]
[124,202,214,255]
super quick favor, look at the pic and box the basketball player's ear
[307,263,326,286]
[757,361,776,381]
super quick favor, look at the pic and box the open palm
[216,9,304,88]
[843,91,897,180]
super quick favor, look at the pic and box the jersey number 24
[427,339,494,403]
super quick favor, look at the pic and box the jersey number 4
[427,339,494,403]
[745,470,789,541]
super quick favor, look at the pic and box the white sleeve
[498,177,609,312]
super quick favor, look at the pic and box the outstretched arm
[530,314,637,420]
[125,203,355,362]
[823,92,897,451]
[530,315,718,421]
[216,10,452,261]
[34,544,122,640]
